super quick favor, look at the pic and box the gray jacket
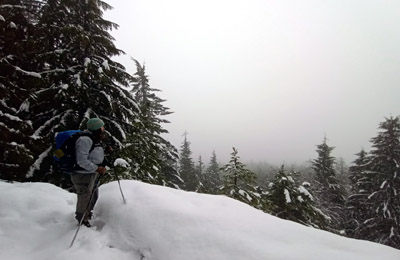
[74,135,104,174]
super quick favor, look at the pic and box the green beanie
[87,118,105,131]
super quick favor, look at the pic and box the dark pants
[71,172,99,222]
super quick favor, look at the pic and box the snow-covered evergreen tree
[345,148,372,237]
[266,165,328,228]
[118,60,180,187]
[220,147,260,208]
[356,116,400,249]
[179,132,198,191]
[18,0,140,183]
[311,137,346,231]
[195,155,207,192]
[196,155,204,175]
[201,151,221,194]
[335,157,350,194]
[0,1,181,190]
[349,149,369,191]
[0,1,43,181]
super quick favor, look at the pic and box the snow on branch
[312,206,331,221]
[26,146,52,178]
[0,122,19,133]
[390,227,395,238]
[298,185,314,201]
[31,110,72,138]
[83,108,93,120]
[14,66,41,78]
[10,141,29,151]
[393,158,400,169]
[59,110,74,127]
[102,60,110,71]
[239,190,252,202]
[0,163,19,168]
[284,189,292,203]
[0,99,17,112]
[84,57,91,67]
[0,5,26,9]
[107,118,127,140]
[109,64,129,74]
[114,158,130,168]
[119,106,137,119]
[368,191,379,200]
[40,68,71,74]
[109,134,122,147]
[100,90,112,103]
[74,73,82,86]
[0,110,23,122]
[18,100,30,113]
[111,85,139,110]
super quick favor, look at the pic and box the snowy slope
[0,180,399,260]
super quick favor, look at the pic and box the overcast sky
[104,0,400,165]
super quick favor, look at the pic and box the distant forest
[1,0,399,250]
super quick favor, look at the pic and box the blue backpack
[53,130,94,174]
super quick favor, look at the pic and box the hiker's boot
[75,213,83,222]
[87,211,93,220]
[81,219,91,227]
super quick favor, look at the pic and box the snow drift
[0,180,399,260]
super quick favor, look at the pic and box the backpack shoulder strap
[76,132,98,153]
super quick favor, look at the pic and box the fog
[105,0,400,165]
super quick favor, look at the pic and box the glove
[96,166,106,175]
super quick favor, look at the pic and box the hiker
[71,118,107,227]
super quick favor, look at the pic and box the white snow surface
[0,180,399,260]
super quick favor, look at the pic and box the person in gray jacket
[71,118,107,227]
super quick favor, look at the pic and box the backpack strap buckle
[54,149,65,159]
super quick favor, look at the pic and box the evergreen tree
[20,0,140,184]
[0,1,43,181]
[195,155,206,192]
[202,150,221,194]
[266,165,328,228]
[349,149,369,191]
[160,154,182,189]
[179,132,198,191]
[196,155,204,175]
[118,60,179,187]
[345,148,372,237]
[0,1,181,189]
[311,137,346,231]
[335,157,350,192]
[220,147,260,208]
[357,116,400,249]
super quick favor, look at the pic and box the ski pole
[114,171,126,204]
[104,146,125,204]
[105,146,126,204]
[70,174,101,248]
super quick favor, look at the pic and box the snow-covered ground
[1,180,399,260]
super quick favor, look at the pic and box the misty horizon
[104,0,400,166]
